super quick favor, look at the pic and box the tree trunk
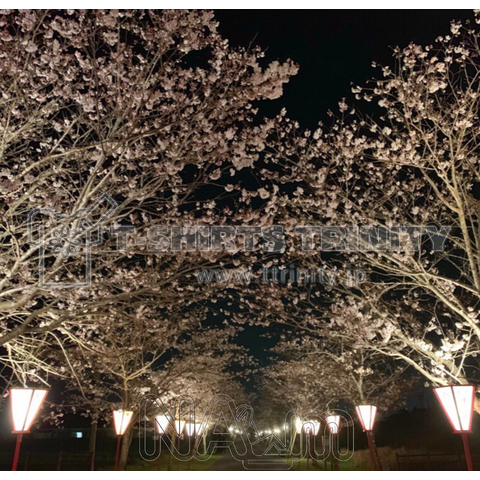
[118,425,133,471]
[474,396,480,415]
[89,414,98,470]
[168,432,177,471]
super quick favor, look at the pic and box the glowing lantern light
[355,405,378,471]
[113,409,133,470]
[295,418,303,434]
[186,423,203,436]
[155,414,170,434]
[303,420,320,435]
[113,409,134,436]
[9,388,48,471]
[175,419,185,435]
[434,385,476,471]
[10,388,48,433]
[326,415,341,435]
[355,405,377,432]
[433,385,475,433]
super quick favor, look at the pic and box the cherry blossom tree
[257,13,480,410]
[0,10,297,382]
[261,336,414,413]
[44,312,251,469]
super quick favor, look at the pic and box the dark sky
[216,10,473,128]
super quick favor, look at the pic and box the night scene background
[0,9,479,472]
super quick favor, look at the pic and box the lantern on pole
[326,415,341,471]
[326,415,341,435]
[9,388,48,471]
[303,420,320,435]
[295,418,303,434]
[355,405,379,471]
[356,405,377,432]
[113,409,133,471]
[185,423,203,436]
[175,419,185,436]
[433,385,476,471]
[155,414,170,435]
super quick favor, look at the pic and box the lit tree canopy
[0,9,297,382]
[257,13,480,410]
[260,335,414,416]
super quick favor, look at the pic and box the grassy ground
[122,453,222,471]
[294,448,408,472]
[289,457,364,471]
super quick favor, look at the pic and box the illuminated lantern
[9,388,48,471]
[433,385,475,433]
[155,414,170,434]
[434,385,476,471]
[355,405,378,471]
[355,405,377,432]
[326,415,341,435]
[10,388,48,433]
[113,409,134,470]
[185,423,203,436]
[176,419,185,435]
[295,418,303,434]
[303,420,320,435]
[113,409,134,436]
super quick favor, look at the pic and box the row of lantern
[297,414,343,435]
[6,384,477,471]
[112,412,206,470]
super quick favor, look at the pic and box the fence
[396,452,479,470]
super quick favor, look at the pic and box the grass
[123,453,222,471]
[288,447,419,471]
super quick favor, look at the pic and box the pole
[461,433,473,471]
[366,431,376,471]
[89,415,98,471]
[332,433,339,471]
[300,429,303,459]
[12,433,23,471]
[114,436,122,471]
[176,433,181,470]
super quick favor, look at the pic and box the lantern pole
[326,415,341,471]
[461,433,473,472]
[115,436,123,472]
[366,431,376,471]
[112,409,134,470]
[11,433,23,471]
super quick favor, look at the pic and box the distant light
[303,420,320,435]
[10,388,48,433]
[433,385,475,433]
[156,414,170,434]
[355,405,377,432]
[113,410,134,436]
[186,423,203,436]
[295,418,303,434]
[326,415,340,435]
[273,428,281,434]
[75,432,83,439]
[175,420,185,435]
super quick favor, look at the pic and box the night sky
[216,10,473,128]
